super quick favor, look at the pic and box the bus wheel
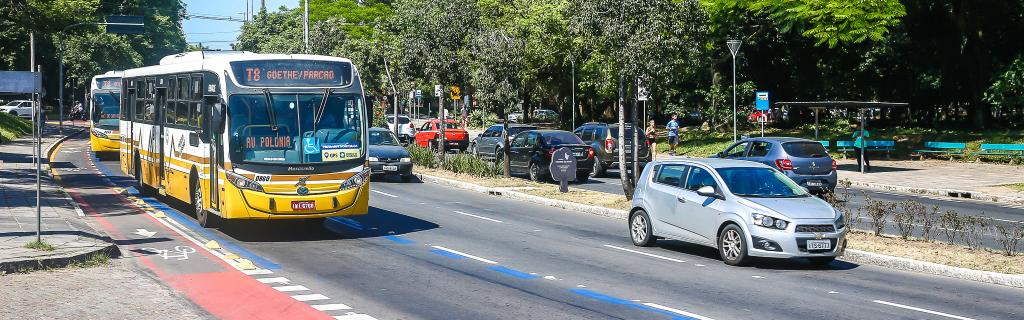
[193,178,218,228]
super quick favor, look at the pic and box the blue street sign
[755,91,770,111]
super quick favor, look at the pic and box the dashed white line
[242,269,274,275]
[643,303,716,320]
[873,300,977,320]
[453,210,503,223]
[431,245,498,264]
[273,285,310,292]
[257,277,289,284]
[291,294,330,302]
[334,314,378,320]
[602,244,685,263]
[312,303,353,311]
[371,190,398,198]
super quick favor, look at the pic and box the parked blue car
[713,137,837,194]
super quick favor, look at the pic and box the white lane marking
[312,303,352,311]
[243,269,274,275]
[292,294,330,302]
[643,303,716,320]
[602,244,685,263]
[273,285,309,292]
[431,245,498,264]
[453,210,504,223]
[257,277,289,284]
[334,314,378,320]
[751,275,765,279]
[873,300,977,320]
[371,190,398,198]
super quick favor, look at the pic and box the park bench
[819,141,830,149]
[912,141,967,160]
[836,140,895,159]
[973,144,1024,160]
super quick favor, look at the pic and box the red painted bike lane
[52,135,332,320]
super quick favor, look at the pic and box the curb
[846,180,1024,206]
[416,171,1024,289]
[842,249,1024,288]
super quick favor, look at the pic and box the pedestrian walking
[852,124,871,172]
[666,114,680,155]
[645,120,658,160]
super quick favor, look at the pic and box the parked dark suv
[573,122,651,178]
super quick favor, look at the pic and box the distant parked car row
[508,109,558,123]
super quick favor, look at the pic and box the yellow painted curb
[236,259,256,270]
[205,240,221,250]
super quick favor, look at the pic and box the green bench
[973,144,1024,159]
[836,140,895,158]
[913,141,967,160]
[819,141,830,148]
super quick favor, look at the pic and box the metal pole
[732,54,737,142]
[58,42,64,135]
[383,59,398,135]
[31,33,41,243]
[571,58,575,129]
[303,0,309,54]
[860,110,866,173]
[814,109,820,140]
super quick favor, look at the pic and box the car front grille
[795,224,835,233]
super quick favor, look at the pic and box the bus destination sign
[96,77,122,90]
[231,60,353,87]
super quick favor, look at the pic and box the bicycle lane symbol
[140,246,197,261]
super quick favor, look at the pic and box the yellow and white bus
[119,51,370,227]
[89,71,123,159]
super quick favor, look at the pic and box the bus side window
[165,76,177,125]
[189,75,203,128]
[176,77,189,125]
[134,81,145,122]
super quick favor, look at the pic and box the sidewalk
[0,122,114,273]
[836,159,1024,205]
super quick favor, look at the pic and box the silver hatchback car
[629,158,846,266]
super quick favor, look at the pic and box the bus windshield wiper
[312,88,334,133]
[261,89,278,131]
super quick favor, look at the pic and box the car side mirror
[697,185,720,199]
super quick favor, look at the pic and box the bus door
[156,78,168,193]
[193,74,219,210]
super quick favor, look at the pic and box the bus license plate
[383,165,398,171]
[291,201,316,211]
[807,240,831,250]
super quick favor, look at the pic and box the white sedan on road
[628,158,846,266]
[1,100,34,119]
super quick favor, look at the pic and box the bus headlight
[340,168,371,191]
[225,171,265,193]
[92,128,108,139]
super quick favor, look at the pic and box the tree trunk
[618,74,634,199]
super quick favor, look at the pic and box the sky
[182,0,298,50]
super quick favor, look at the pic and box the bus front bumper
[90,133,121,153]
[220,179,370,220]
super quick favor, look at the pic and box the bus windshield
[228,93,364,165]
[92,92,120,129]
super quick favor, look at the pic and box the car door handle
[677,197,686,203]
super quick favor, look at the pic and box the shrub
[895,200,924,240]
[406,145,438,168]
[0,112,32,144]
[918,205,940,241]
[940,210,962,244]
[864,197,896,236]
[994,223,1024,256]
[441,153,499,178]
[959,215,989,250]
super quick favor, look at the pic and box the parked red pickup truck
[414,119,470,152]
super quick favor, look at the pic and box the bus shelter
[774,101,908,173]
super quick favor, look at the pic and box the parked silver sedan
[629,158,846,266]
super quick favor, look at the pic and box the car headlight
[835,212,846,230]
[368,157,379,162]
[92,128,108,139]
[339,168,371,191]
[225,171,264,193]
[400,157,411,163]
[752,213,789,230]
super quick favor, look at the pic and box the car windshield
[227,93,364,164]
[3,101,19,106]
[508,126,536,136]
[369,131,399,146]
[388,116,411,124]
[783,142,829,158]
[541,131,583,145]
[716,167,809,198]
[92,92,120,129]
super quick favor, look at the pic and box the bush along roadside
[406,145,500,178]
[0,112,31,144]
[825,179,1024,257]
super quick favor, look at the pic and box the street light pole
[303,0,309,53]
[727,39,741,142]
[570,57,576,129]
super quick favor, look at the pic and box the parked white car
[629,158,846,266]
[1,100,34,118]
[386,115,416,143]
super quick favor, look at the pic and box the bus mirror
[211,101,226,134]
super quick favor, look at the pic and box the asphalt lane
[82,156,1023,319]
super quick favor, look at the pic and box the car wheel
[9,111,17,116]
[495,149,504,164]
[807,257,836,267]
[528,163,544,182]
[591,160,606,178]
[718,224,750,266]
[630,210,656,247]
[193,178,219,228]
[575,173,590,183]
[470,142,478,157]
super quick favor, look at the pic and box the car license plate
[806,180,823,187]
[291,201,316,211]
[807,239,831,250]
[383,165,398,171]
[573,152,584,157]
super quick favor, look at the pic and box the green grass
[67,252,112,268]
[0,112,31,144]
[24,240,55,251]
[1004,183,1024,192]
